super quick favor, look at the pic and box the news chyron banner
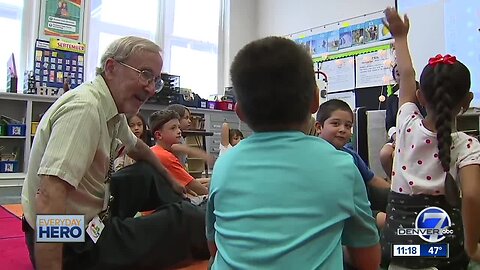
[393,207,452,258]
[36,215,85,243]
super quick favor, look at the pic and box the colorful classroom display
[43,0,83,41]
[295,18,392,56]
[28,38,85,95]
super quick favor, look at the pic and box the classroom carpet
[0,204,208,270]
[0,205,33,270]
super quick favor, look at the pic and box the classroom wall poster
[327,91,356,111]
[327,31,340,52]
[339,26,353,49]
[311,32,328,55]
[320,56,355,92]
[355,50,394,88]
[42,0,83,41]
[351,23,366,46]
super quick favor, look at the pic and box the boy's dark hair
[419,58,471,175]
[230,36,316,131]
[166,104,190,118]
[149,109,180,133]
[316,99,353,125]
[229,129,244,143]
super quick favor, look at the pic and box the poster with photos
[311,32,328,55]
[351,23,366,46]
[327,31,340,52]
[294,18,392,55]
[33,39,84,91]
[339,26,353,49]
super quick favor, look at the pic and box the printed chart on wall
[319,56,355,92]
[327,91,355,111]
[355,50,394,88]
[42,0,83,41]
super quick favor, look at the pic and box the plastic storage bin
[31,122,39,135]
[0,124,6,136]
[215,101,234,111]
[0,160,19,173]
[207,101,216,110]
[7,124,26,136]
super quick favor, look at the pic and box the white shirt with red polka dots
[391,102,480,195]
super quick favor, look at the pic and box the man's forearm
[35,175,72,270]
[35,243,63,270]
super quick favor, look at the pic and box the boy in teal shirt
[206,37,380,269]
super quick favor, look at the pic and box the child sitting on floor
[149,109,210,196]
[206,36,380,269]
[219,122,243,156]
[167,104,215,167]
[315,99,391,229]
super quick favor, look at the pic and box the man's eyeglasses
[118,61,164,93]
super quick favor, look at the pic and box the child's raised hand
[383,7,410,38]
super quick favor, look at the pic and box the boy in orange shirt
[149,109,209,196]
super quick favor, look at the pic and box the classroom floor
[0,204,208,270]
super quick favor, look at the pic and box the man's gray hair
[95,36,162,76]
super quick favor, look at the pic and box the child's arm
[186,179,209,195]
[384,8,417,107]
[368,175,391,189]
[171,143,215,166]
[459,165,480,261]
[221,122,230,147]
[346,245,381,270]
[343,168,381,269]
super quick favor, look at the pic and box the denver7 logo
[415,207,452,243]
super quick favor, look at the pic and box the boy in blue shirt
[206,37,380,269]
[315,99,391,228]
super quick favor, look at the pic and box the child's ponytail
[420,54,471,207]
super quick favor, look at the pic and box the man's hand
[383,7,410,38]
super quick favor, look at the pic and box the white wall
[398,0,446,80]
[224,0,451,93]
[224,0,258,87]
[256,0,395,38]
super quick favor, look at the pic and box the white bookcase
[0,92,57,183]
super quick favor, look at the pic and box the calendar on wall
[29,38,85,94]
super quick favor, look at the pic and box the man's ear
[234,102,246,122]
[315,121,322,134]
[103,58,116,80]
[310,87,320,114]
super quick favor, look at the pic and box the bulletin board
[33,39,85,90]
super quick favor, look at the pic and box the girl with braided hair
[381,8,480,270]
